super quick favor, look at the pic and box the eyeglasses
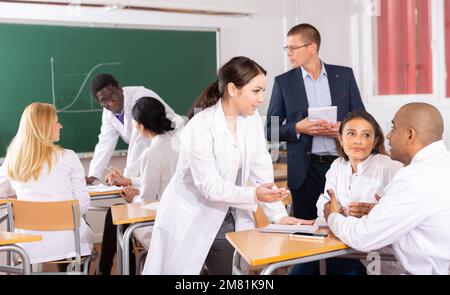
[283,43,311,53]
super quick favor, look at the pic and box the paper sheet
[142,201,159,211]
[87,183,122,193]
[308,106,337,123]
[259,223,318,234]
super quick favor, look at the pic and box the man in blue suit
[267,23,365,220]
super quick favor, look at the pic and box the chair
[6,199,93,274]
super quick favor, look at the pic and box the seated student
[0,103,93,270]
[324,103,450,275]
[98,97,180,275]
[290,110,404,275]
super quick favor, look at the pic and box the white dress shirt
[317,153,403,221]
[316,153,404,274]
[88,86,184,179]
[328,141,450,274]
[0,149,93,264]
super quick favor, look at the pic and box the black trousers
[291,158,333,219]
[99,207,136,275]
[203,237,234,275]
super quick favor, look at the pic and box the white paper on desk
[141,201,159,211]
[308,106,337,123]
[87,183,122,193]
[259,223,318,234]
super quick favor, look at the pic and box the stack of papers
[308,106,337,123]
[87,183,122,193]
[259,223,318,234]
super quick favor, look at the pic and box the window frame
[358,0,446,105]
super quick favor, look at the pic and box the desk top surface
[111,201,157,225]
[0,231,42,245]
[226,228,348,267]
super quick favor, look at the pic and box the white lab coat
[316,153,405,274]
[0,149,93,264]
[328,141,450,275]
[142,99,288,274]
[130,131,180,249]
[88,86,184,179]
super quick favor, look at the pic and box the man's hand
[324,189,341,222]
[295,117,329,136]
[121,186,140,203]
[320,121,341,138]
[296,118,341,138]
[85,176,98,185]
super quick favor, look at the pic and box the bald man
[324,103,450,275]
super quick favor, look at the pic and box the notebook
[259,223,319,234]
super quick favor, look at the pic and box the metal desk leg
[260,249,355,275]
[121,221,154,275]
[232,250,245,275]
[116,224,123,275]
[319,259,327,275]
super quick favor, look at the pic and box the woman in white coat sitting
[0,102,93,270]
[98,97,180,275]
[290,110,404,275]
[142,56,311,275]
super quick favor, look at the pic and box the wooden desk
[226,228,355,275]
[111,202,157,275]
[0,231,42,245]
[89,189,123,201]
[111,202,157,225]
[0,231,42,275]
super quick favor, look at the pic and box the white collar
[410,140,447,164]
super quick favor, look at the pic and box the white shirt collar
[410,140,447,164]
[301,60,327,80]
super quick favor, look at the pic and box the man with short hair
[266,23,365,219]
[86,73,183,184]
[324,103,450,275]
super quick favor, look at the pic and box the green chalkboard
[0,23,217,156]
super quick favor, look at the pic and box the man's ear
[406,128,416,145]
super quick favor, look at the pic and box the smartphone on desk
[289,232,329,240]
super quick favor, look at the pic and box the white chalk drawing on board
[50,57,121,113]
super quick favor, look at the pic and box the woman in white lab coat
[142,56,310,275]
[98,97,180,275]
[0,103,93,268]
[290,110,404,275]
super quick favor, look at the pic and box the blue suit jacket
[266,64,365,190]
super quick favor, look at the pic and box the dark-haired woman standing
[98,96,180,275]
[143,57,311,275]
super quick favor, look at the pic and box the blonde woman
[0,103,93,269]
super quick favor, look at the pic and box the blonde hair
[5,102,62,182]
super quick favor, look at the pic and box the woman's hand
[275,216,316,225]
[256,183,289,203]
[121,185,140,203]
[348,202,376,218]
[106,167,131,186]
